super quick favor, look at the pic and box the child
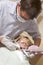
[14,31,33,49]
[0,31,35,65]
[0,31,43,65]
[11,31,43,56]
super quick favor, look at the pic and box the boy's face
[17,37,30,49]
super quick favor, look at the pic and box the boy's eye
[21,42,28,46]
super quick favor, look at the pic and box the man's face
[17,4,29,20]
[17,37,30,49]
[20,10,29,20]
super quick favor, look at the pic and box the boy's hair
[20,0,41,19]
[14,31,34,44]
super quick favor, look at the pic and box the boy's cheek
[19,43,28,49]
[22,45,28,49]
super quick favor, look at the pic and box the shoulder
[0,1,19,9]
[30,19,38,28]
[0,1,20,15]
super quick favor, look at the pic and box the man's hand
[0,37,3,42]
[34,38,41,46]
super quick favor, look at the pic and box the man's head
[17,0,41,19]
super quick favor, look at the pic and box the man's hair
[20,0,41,19]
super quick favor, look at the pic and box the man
[0,0,41,47]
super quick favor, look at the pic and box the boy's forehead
[20,37,29,42]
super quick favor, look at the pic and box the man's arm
[26,19,41,46]
[0,36,20,51]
